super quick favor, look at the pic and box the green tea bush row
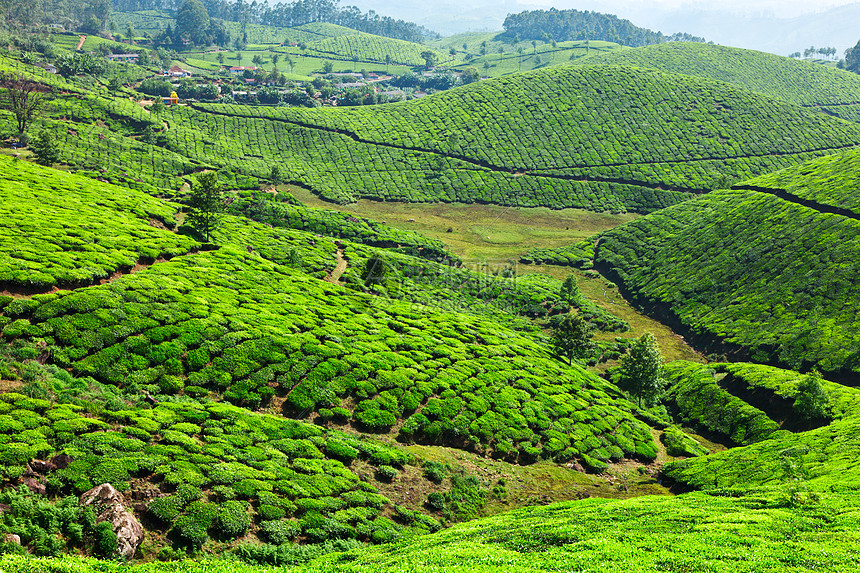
[520,239,596,268]
[663,361,783,446]
[1,247,655,466]
[595,183,860,375]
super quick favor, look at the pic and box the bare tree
[0,74,50,136]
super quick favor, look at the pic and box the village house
[229,66,258,75]
[105,53,139,63]
[165,65,191,78]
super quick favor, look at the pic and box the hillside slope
[147,65,860,212]
[581,42,860,122]
[590,148,860,377]
[0,155,658,556]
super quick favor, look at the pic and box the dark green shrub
[423,461,447,484]
[375,465,397,481]
[94,521,118,558]
[215,500,251,539]
[426,492,445,511]
[259,519,300,545]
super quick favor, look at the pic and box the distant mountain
[345,0,860,57]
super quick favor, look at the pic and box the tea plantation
[581,42,860,122]
[7,19,860,573]
[592,174,860,376]
[21,57,860,214]
[178,65,860,208]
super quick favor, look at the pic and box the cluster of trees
[0,0,110,33]
[842,40,860,74]
[502,8,705,47]
[789,46,838,59]
[113,0,436,43]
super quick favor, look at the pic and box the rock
[80,484,144,560]
[2,533,20,545]
[23,476,45,495]
[29,459,57,474]
[49,453,74,470]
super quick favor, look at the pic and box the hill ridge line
[732,184,860,220]
[190,104,858,194]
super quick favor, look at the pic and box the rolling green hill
[580,42,860,123]
[0,154,660,558]
[43,62,860,214]
[273,23,447,67]
[589,149,860,377]
[167,64,860,210]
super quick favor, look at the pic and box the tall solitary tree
[618,332,665,407]
[420,50,438,70]
[176,0,210,45]
[30,128,60,166]
[0,74,50,137]
[552,312,595,366]
[187,171,225,242]
[559,274,581,307]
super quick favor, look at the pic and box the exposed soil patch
[325,248,348,284]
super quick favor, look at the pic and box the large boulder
[80,483,144,559]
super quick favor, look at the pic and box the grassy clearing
[289,185,700,363]
[288,186,636,265]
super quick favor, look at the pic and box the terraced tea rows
[663,361,860,492]
[0,156,196,291]
[593,183,860,377]
[738,147,860,212]
[582,42,860,122]
[179,65,860,209]
[281,30,447,66]
[0,244,655,468]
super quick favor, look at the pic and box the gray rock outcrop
[80,483,144,559]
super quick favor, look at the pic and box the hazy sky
[523,0,860,17]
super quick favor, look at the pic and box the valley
[2,2,860,571]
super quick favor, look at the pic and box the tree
[30,128,60,166]
[270,164,283,183]
[151,96,165,114]
[384,54,391,72]
[217,52,224,64]
[322,60,333,73]
[618,332,665,407]
[187,171,224,242]
[794,371,832,422]
[559,274,581,307]
[845,40,860,73]
[461,67,480,84]
[176,0,211,45]
[0,74,50,136]
[361,256,389,290]
[420,50,438,70]
[551,312,595,366]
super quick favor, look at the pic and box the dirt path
[325,249,348,284]
[75,35,86,50]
